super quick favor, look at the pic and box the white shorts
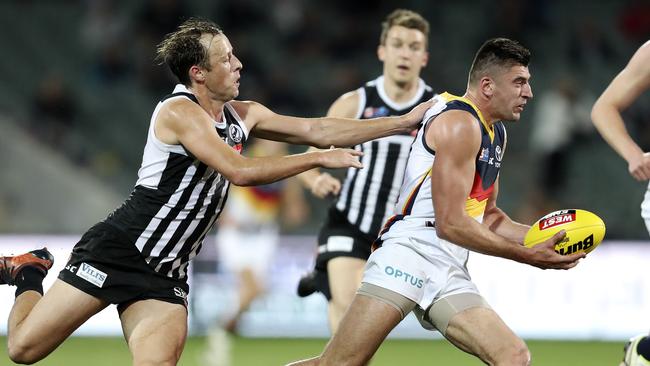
[362,241,480,314]
[641,182,650,237]
[216,227,278,280]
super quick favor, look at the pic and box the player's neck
[188,86,227,121]
[464,90,498,125]
[383,76,420,103]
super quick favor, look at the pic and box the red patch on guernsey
[234,144,243,153]
[539,212,576,230]
[468,173,494,202]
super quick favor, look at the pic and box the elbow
[227,171,255,186]
[434,219,453,241]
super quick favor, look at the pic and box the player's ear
[480,77,494,97]
[189,65,205,83]
[377,45,386,62]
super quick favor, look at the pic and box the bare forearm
[482,207,529,244]
[436,215,527,262]
[306,116,410,148]
[591,102,643,162]
[233,153,322,186]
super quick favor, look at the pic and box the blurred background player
[296,8,434,333]
[216,139,309,334]
[204,138,309,366]
[590,40,650,366]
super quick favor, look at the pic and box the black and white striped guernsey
[334,76,434,236]
[104,84,248,280]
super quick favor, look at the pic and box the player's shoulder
[327,90,362,118]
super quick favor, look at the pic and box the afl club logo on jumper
[495,145,503,161]
[539,209,576,230]
[228,124,244,144]
[76,263,107,288]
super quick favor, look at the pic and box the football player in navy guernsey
[590,40,650,366]
[296,9,435,333]
[0,19,432,365]
[289,38,585,366]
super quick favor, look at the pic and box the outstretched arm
[429,111,584,269]
[238,98,433,148]
[297,91,360,197]
[155,98,363,186]
[591,41,650,181]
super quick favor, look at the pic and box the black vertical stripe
[148,172,218,269]
[354,141,379,226]
[141,163,209,257]
[369,142,401,234]
[339,144,364,217]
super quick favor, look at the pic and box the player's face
[491,65,533,121]
[202,34,243,101]
[378,26,428,86]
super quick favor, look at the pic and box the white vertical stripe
[346,141,373,224]
[135,164,198,253]
[335,144,362,211]
[359,140,389,232]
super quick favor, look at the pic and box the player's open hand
[524,230,586,270]
[628,152,650,181]
[318,147,363,170]
[311,172,341,198]
[402,98,435,128]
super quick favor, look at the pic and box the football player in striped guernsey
[0,18,432,365]
[290,38,584,366]
[591,40,650,366]
[296,8,434,334]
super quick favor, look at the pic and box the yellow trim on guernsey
[440,92,494,142]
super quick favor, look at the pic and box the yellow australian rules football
[524,209,606,255]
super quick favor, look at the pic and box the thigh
[120,299,188,366]
[327,256,366,304]
[320,293,403,366]
[444,305,526,362]
[10,280,108,358]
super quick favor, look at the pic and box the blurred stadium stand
[0,0,648,238]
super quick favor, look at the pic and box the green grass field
[0,336,624,365]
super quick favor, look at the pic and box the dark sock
[14,266,46,297]
[637,335,650,359]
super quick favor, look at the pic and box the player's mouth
[397,65,410,71]
[515,103,526,112]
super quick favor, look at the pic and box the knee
[8,337,41,365]
[494,341,530,366]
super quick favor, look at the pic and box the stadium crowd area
[0,0,648,238]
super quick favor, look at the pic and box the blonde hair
[379,9,429,47]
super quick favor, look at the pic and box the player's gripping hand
[401,98,435,128]
[522,230,586,270]
[318,148,364,169]
[310,172,341,198]
[628,152,650,181]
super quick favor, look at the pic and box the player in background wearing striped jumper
[296,9,434,334]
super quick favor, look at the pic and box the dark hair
[468,38,530,85]
[380,9,430,47]
[155,18,223,86]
